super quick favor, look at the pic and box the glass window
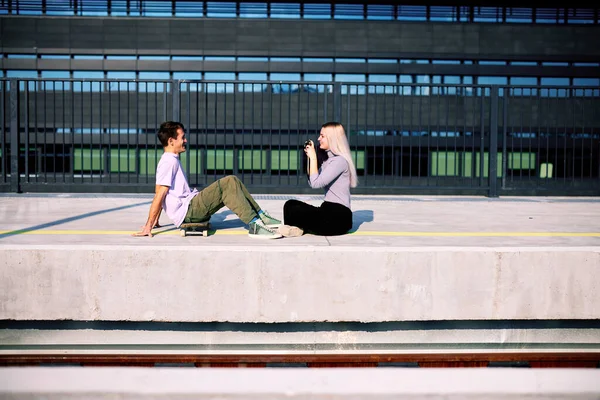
[271,73,300,81]
[174,72,202,91]
[368,59,397,64]
[536,8,562,23]
[567,8,595,24]
[479,60,506,65]
[73,71,104,92]
[303,58,333,63]
[573,78,600,97]
[172,55,203,61]
[474,7,500,22]
[271,3,300,19]
[271,73,300,93]
[46,2,74,16]
[429,6,456,22]
[142,1,171,17]
[398,75,413,95]
[336,58,366,63]
[368,74,396,94]
[40,54,71,59]
[334,4,364,20]
[111,0,140,16]
[397,5,426,21]
[240,3,267,18]
[74,54,103,60]
[106,55,136,60]
[139,55,170,60]
[477,76,507,96]
[205,56,235,61]
[541,77,570,97]
[107,71,136,91]
[206,2,236,17]
[238,72,267,92]
[506,8,533,23]
[6,70,37,90]
[41,70,70,90]
[542,62,568,66]
[204,72,235,93]
[432,60,461,65]
[510,61,537,66]
[443,75,461,95]
[270,57,301,62]
[367,4,394,20]
[336,74,365,94]
[238,56,269,62]
[303,3,330,19]
[7,54,36,59]
[509,77,537,96]
[139,71,170,92]
[80,0,108,16]
[304,73,332,93]
[175,1,204,17]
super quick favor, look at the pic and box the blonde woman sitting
[279,121,358,237]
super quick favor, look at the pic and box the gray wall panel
[2,17,598,61]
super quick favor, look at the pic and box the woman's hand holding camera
[304,139,317,161]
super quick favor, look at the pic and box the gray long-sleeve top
[309,150,351,209]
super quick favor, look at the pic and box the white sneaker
[248,219,283,239]
[277,225,304,237]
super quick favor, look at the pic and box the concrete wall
[2,17,599,61]
[1,246,599,323]
[1,368,600,399]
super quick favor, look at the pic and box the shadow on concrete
[350,209,374,232]
[209,210,247,229]
[0,201,151,240]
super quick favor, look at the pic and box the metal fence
[1,78,599,196]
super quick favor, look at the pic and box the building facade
[1,1,599,195]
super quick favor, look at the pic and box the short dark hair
[157,121,185,147]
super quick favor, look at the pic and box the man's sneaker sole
[248,232,283,239]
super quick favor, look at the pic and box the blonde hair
[321,122,358,188]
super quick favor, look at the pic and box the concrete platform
[1,193,599,323]
[1,368,600,399]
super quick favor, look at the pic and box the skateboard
[179,222,211,237]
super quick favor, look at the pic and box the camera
[303,140,312,149]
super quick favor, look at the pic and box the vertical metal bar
[333,82,341,123]
[24,81,29,182]
[1,81,5,183]
[9,79,20,192]
[488,85,499,197]
[90,79,94,184]
[479,87,485,187]
[108,80,112,183]
[501,89,508,190]
[117,81,121,183]
[34,78,39,183]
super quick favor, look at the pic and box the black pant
[283,200,353,236]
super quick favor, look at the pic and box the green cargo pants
[183,175,260,225]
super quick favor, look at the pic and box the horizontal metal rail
[1,353,599,368]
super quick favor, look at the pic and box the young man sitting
[133,121,282,239]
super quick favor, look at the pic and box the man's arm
[132,185,169,237]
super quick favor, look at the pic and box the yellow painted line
[348,231,600,237]
[1,230,600,237]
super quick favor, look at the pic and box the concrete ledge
[1,368,599,399]
[1,245,599,322]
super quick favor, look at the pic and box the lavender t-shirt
[155,152,198,227]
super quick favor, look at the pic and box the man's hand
[133,184,169,238]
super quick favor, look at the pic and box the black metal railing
[1,78,599,195]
